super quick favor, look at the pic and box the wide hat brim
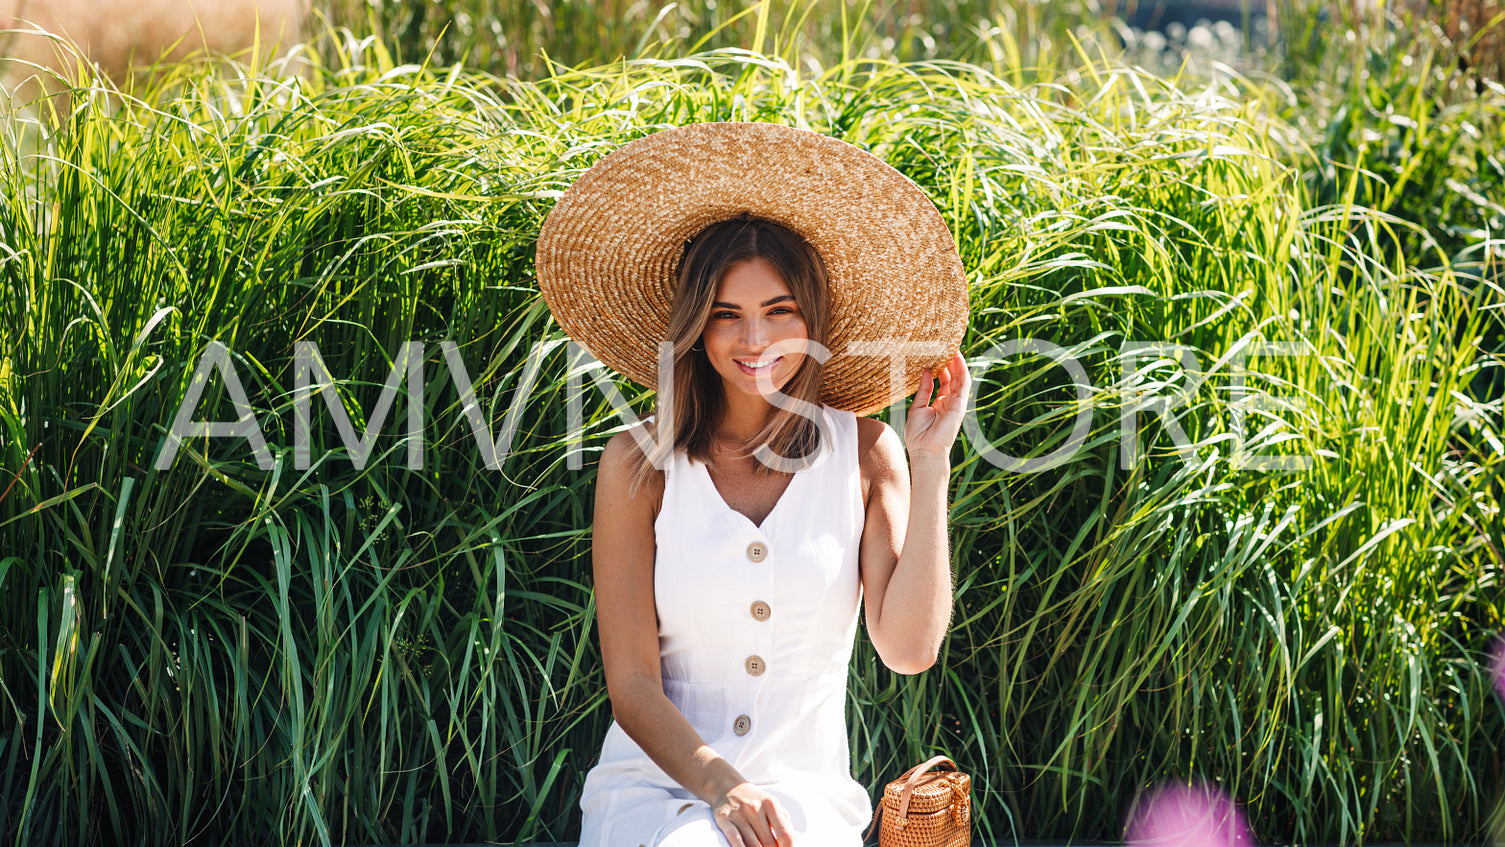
[535,121,969,416]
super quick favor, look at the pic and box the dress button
[750,600,771,621]
[733,714,752,736]
[745,655,766,676]
[746,541,768,562]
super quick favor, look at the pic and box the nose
[740,314,770,348]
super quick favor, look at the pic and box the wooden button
[745,655,766,676]
[746,541,768,562]
[750,601,771,621]
[733,714,751,736]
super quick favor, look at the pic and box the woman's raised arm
[592,431,795,847]
[857,353,971,674]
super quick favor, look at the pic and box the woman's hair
[629,215,830,489]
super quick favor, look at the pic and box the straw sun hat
[535,121,969,416]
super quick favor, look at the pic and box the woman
[536,122,971,847]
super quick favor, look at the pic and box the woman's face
[700,256,809,400]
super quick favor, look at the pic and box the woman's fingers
[932,352,968,414]
[744,796,784,846]
[769,801,797,845]
[716,819,748,847]
[933,357,953,403]
[917,353,969,412]
[915,366,935,408]
[947,351,971,405]
[713,784,796,846]
[717,813,780,847]
[904,353,970,456]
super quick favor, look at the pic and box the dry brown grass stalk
[0,0,307,111]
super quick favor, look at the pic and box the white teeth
[738,358,777,368]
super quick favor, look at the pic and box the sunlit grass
[311,0,1133,83]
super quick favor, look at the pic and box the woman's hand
[903,351,971,460]
[711,782,796,846]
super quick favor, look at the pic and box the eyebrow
[711,295,797,309]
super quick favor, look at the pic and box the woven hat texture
[535,121,969,415]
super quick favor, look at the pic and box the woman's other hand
[711,782,797,846]
[903,351,970,460]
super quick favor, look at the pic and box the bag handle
[896,755,957,824]
[863,755,958,843]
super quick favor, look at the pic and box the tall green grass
[312,0,1124,82]
[1274,1,1505,409]
[1,20,1502,847]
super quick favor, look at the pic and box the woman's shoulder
[852,414,887,447]
[853,415,899,457]
[853,414,903,494]
[600,425,648,466]
[598,426,667,505]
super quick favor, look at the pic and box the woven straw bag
[865,755,972,846]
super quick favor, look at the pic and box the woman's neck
[716,389,776,443]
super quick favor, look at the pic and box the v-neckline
[694,455,804,532]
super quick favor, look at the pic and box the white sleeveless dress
[579,405,872,846]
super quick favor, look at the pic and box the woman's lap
[651,787,864,847]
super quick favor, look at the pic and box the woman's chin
[723,376,797,401]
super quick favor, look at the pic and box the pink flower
[1124,781,1255,847]
[1490,634,1505,705]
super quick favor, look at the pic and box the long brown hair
[629,216,830,489]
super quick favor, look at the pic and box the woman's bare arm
[592,430,794,846]
[857,353,971,674]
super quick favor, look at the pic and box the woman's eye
[712,311,737,319]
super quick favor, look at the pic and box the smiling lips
[735,356,783,375]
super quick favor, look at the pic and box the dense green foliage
[2,2,1503,845]
[315,0,1126,83]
